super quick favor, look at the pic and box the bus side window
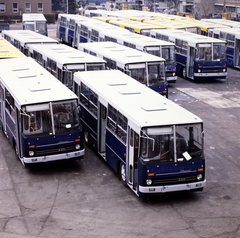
[107,104,117,133]
[5,89,15,119]
[80,83,89,108]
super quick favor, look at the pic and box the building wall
[0,0,52,22]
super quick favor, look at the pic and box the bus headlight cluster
[223,68,226,72]
[146,179,152,185]
[197,174,203,180]
[75,144,81,150]
[29,151,34,157]
[198,69,201,73]
[173,72,176,76]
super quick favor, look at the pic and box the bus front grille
[152,175,202,186]
[33,145,76,156]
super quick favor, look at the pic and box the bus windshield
[86,63,106,71]
[22,100,80,136]
[196,43,226,62]
[140,123,203,163]
[147,62,166,86]
[25,23,34,31]
[128,62,166,86]
[161,46,175,64]
[36,21,46,34]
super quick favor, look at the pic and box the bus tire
[84,128,89,146]
[182,67,186,78]
[119,162,127,187]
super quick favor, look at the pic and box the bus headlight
[197,174,203,180]
[146,179,152,185]
[223,68,226,72]
[75,144,81,150]
[198,69,201,73]
[173,72,176,76]
[29,151,34,157]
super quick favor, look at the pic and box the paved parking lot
[1,23,240,238]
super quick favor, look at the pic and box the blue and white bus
[208,27,240,69]
[27,43,106,90]
[78,41,168,97]
[56,14,89,47]
[0,57,85,167]
[1,30,58,55]
[73,20,177,83]
[73,70,206,197]
[151,29,227,80]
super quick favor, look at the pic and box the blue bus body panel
[150,85,168,97]
[166,63,176,72]
[106,129,126,173]
[59,26,66,41]
[80,36,88,43]
[175,54,187,74]
[68,29,74,45]
[226,47,234,67]
[21,130,82,158]
[81,107,98,149]
[5,112,16,147]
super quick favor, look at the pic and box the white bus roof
[28,43,106,68]
[151,29,226,46]
[78,41,165,65]
[74,70,202,130]
[209,27,240,39]
[58,13,91,22]
[22,13,47,22]
[201,18,240,28]
[0,57,77,107]
[99,26,174,47]
[1,30,58,47]
[78,18,127,32]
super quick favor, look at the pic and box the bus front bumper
[194,72,227,78]
[166,76,177,83]
[139,179,206,194]
[22,149,85,164]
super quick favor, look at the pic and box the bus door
[127,128,139,191]
[234,39,240,68]
[98,103,107,157]
[187,47,194,79]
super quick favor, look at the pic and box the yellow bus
[142,18,199,33]
[171,17,230,35]
[108,19,165,35]
[0,37,25,59]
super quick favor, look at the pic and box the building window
[226,6,235,13]
[25,3,31,13]
[13,3,18,13]
[0,3,6,13]
[38,3,43,12]
[214,4,223,12]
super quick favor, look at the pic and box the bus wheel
[84,128,89,146]
[119,162,127,186]
[182,67,186,78]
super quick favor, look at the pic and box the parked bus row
[56,14,177,83]
[84,9,229,36]
[2,29,169,96]
[78,41,168,96]
[0,30,206,197]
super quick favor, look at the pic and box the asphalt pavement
[1,21,240,238]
